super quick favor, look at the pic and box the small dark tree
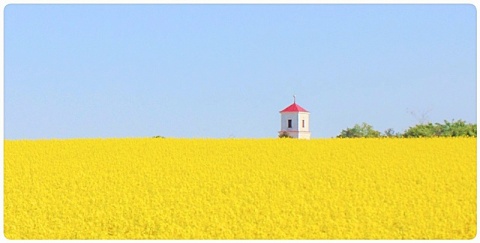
[383,128,400,138]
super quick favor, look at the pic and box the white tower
[279,96,311,139]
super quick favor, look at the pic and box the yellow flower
[4,137,476,239]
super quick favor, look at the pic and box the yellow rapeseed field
[4,137,476,239]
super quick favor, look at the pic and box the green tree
[402,119,476,137]
[446,120,477,137]
[337,123,381,138]
[402,123,437,137]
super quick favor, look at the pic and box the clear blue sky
[4,4,477,139]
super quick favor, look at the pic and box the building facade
[279,99,311,139]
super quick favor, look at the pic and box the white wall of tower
[280,111,311,139]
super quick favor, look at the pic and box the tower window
[302,120,305,128]
[288,119,292,128]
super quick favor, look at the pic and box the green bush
[278,131,293,138]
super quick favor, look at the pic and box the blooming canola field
[4,138,476,239]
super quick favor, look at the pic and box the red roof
[280,103,308,113]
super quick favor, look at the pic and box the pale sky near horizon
[4,4,477,139]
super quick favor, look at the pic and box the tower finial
[293,95,296,104]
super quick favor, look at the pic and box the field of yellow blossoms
[4,137,476,239]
